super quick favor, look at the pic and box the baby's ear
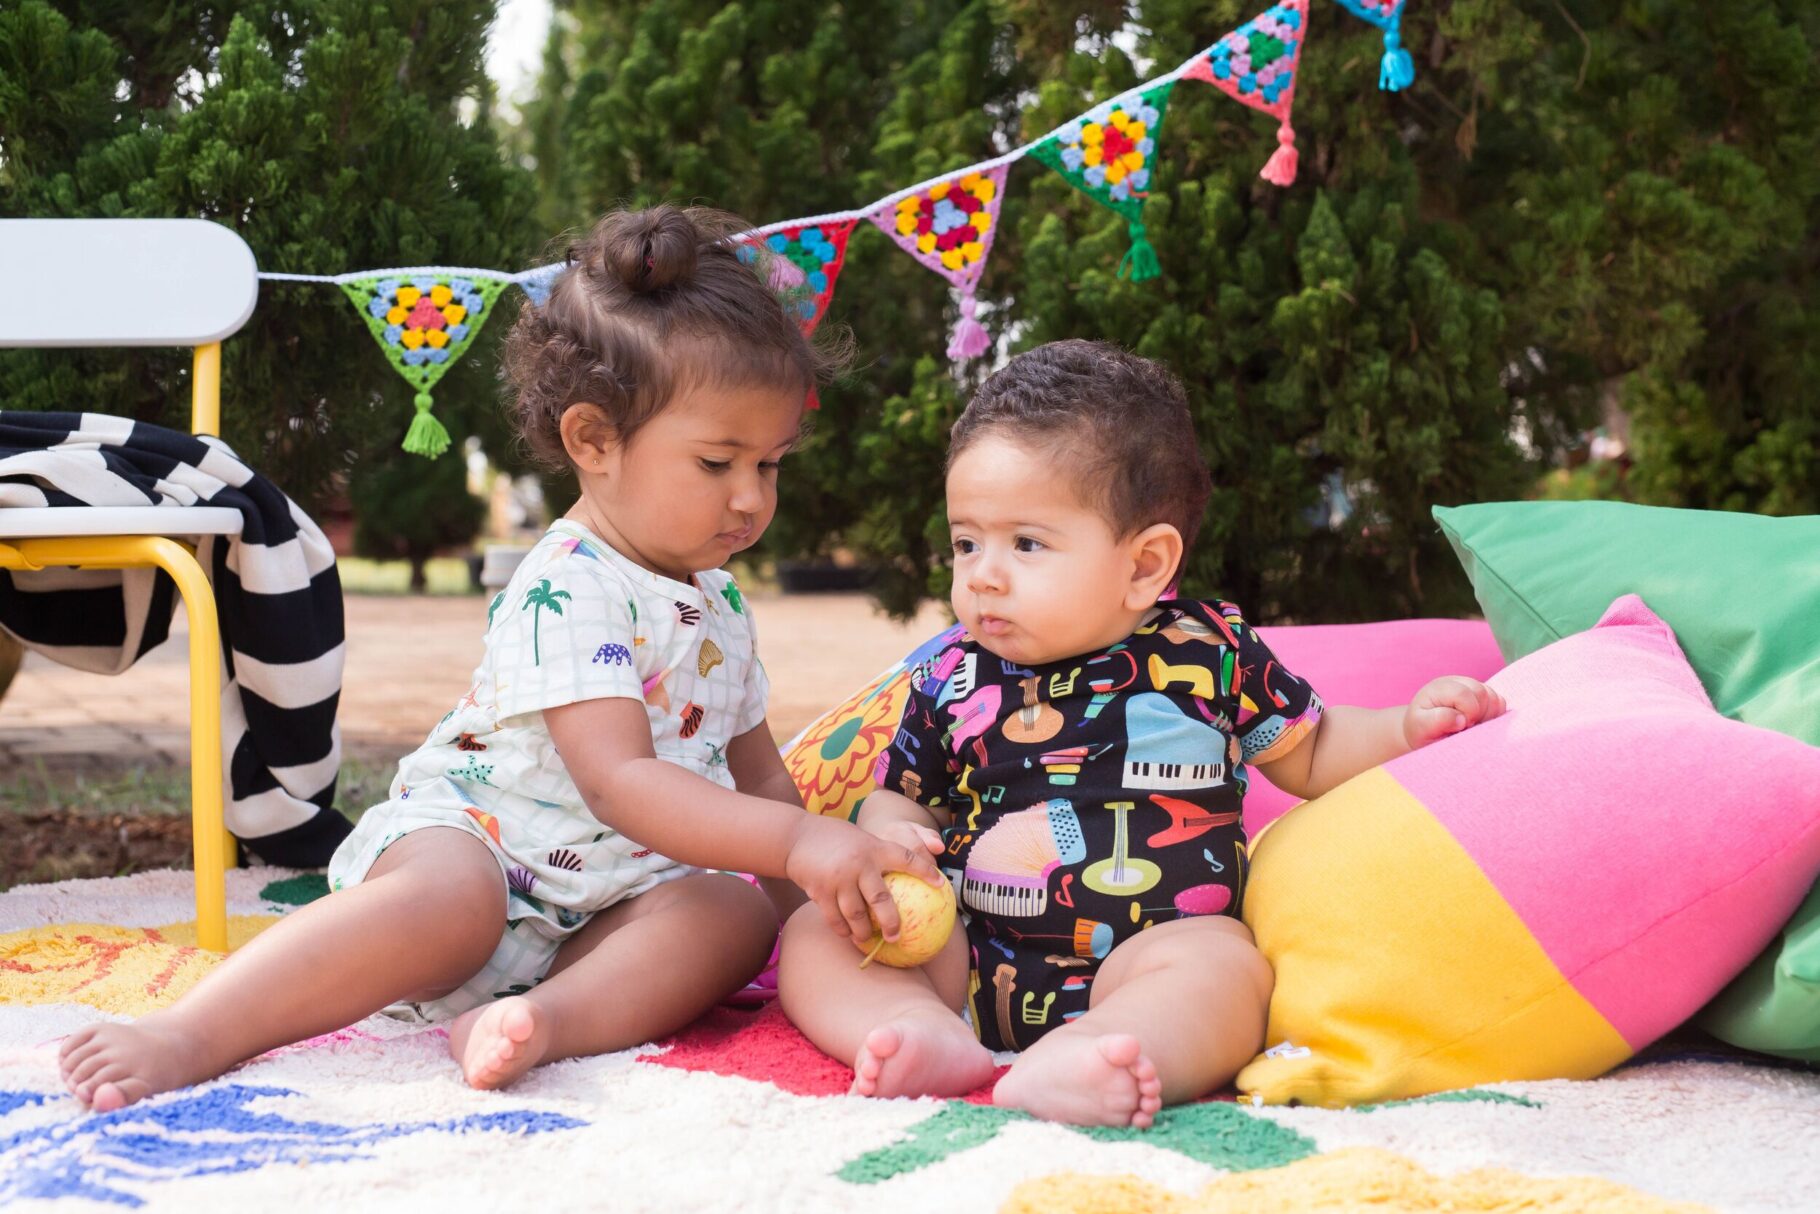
[560,402,620,469]
[1125,523,1183,610]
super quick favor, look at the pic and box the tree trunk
[409,555,429,594]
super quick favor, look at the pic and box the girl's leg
[59,828,506,1111]
[447,870,775,1088]
[777,901,993,1100]
[992,916,1272,1128]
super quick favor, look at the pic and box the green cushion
[1434,500,1820,1061]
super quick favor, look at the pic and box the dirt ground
[0,590,949,889]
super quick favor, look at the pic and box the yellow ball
[859,872,957,968]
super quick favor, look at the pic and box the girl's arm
[546,697,944,944]
[1257,676,1506,801]
[724,720,811,919]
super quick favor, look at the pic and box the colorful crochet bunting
[739,220,857,336]
[866,164,1009,363]
[1332,0,1415,91]
[341,275,509,457]
[1182,1,1310,186]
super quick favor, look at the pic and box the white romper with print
[327,518,768,1016]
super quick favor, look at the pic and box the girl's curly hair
[500,205,847,471]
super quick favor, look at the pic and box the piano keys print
[1120,693,1229,790]
[961,800,1086,917]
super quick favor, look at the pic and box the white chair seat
[0,506,244,539]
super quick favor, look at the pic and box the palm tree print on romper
[522,579,572,664]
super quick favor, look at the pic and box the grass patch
[0,757,395,891]
[337,556,482,596]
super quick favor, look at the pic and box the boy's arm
[545,697,942,943]
[1257,677,1506,801]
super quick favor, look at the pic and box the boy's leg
[777,902,993,1099]
[59,828,506,1111]
[992,916,1271,1128]
[447,870,776,1089]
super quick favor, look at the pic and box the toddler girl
[59,206,941,1111]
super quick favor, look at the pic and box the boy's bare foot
[447,997,551,1089]
[849,1011,995,1099]
[58,1018,218,1112]
[993,1031,1164,1128]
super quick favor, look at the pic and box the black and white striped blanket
[0,412,351,866]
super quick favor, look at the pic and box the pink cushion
[1246,619,1505,834]
[1239,595,1820,1105]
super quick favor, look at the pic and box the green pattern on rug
[1356,1089,1541,1112]
[838,1099,1315,1184]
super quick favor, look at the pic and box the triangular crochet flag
[1332,0,1415,91]
[1028,82,1175,281]
[1182,1,1310,186]
[865,164,1009,362]
[738,220,858,337]
[341,274,510,457]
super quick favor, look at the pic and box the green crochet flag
[341,274,511,457]
[1028,81,1177,281]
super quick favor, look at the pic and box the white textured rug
[3,869,1817,1213]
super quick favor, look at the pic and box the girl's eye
[759,460,782,472]
[1014,536,1044,553]
[698,459,730,473]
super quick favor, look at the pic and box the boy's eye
[698,459,730,473]
[1014,536,1044,553]
[951,538,978,556]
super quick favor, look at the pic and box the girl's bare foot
[58,1018,221,1112]
[447,997,551,1089]
[849,1010,995,1099]
[993,1031,1164,1128]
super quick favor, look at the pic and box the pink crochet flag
[1181,0,1311,186]
[866,164,1009,364]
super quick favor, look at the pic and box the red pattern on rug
[642,1003,1007,1104]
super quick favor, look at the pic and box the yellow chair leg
[2,535,231,952]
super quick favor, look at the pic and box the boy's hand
[1403,676,1507,749]
[785,814,946,947]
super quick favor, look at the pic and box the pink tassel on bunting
[947,292,991,362]
[1259,123,1299,186]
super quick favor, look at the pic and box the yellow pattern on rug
[1000,1148,1709,1213]
[0,918,278,1015]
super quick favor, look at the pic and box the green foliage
[0,0,540,511]
[522,0,1819,621]
[348,448,486,592]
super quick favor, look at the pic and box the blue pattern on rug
[0,1084,585,1207]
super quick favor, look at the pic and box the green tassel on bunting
[402,392,452,458]
[1119,222,1162,282]
[340,273,510,457]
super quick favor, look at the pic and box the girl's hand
[785,814,947,947]
[1403,676,1507,749]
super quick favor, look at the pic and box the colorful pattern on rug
[3,869,1816,1212]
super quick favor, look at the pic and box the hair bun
[594,206,699,294]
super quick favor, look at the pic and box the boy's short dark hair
[949,340,1212,562]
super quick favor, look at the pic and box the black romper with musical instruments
[875,600,1322,1052]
